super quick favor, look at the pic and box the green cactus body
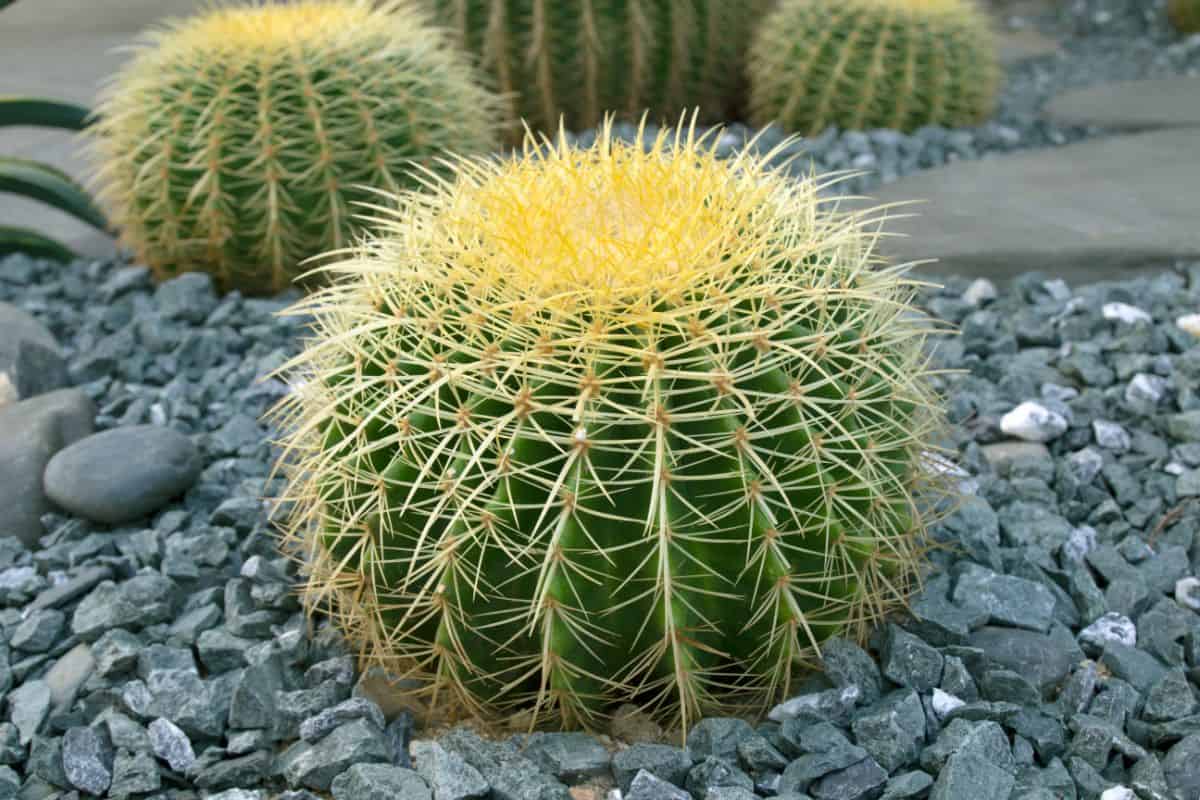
[1169,0,1200,33]
[748,0,1000,136]
[89,1,501,295]
[423,0,766,137]
[273,120,947,731]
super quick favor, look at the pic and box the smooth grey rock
[0,388,94,547]
[523,731,612,783]
[43,425,202,524]
[0,302,67,402]
[8,679,50,745]
[410,740,489,800]
[148,718,195,772]
[612,743,694,793]
[44,642,94,708]
[1044,78,1200,131]
[279,719,401,791]
[628,769,692,800]
[849,130,1200,284]
[62,726,113,796]
[331,764,431,800]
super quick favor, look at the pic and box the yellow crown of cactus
[270,116,949,731]
[88,0,502,295]
[749,0,1000,135]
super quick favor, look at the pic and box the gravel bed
[546,0,1200,199]
[1,248,1199,800]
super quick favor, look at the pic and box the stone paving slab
[842,129,1200,285]
[1043,77,1200,131]
[1,0,206,261]
[995,27,1062,65]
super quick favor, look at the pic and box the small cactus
[271,116,949,731]
[422,0,767,137]
[89,0,502,295]
[748,0,1000,136]
[1169,0,1200,33]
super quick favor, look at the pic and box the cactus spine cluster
[89,0,501,295]
[272,117,948,731]
[1169,0,1200,33]
[748,0,1000,136]
[423,0,766,137]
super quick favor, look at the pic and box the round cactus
[88,0,502,296]
[1169,0,1200,33]
[748,0,1000,136]
[421,0,768,137]
[271,117,949,731]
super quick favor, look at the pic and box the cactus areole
[272,117,949,731]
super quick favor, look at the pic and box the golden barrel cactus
[89,0,502,295]
[271,117,949,731]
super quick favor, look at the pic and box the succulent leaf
[0,97,93,131]
[748,0,1000,135]
[1169,0,1200,32]
[0,224,76,262]
[87,0,503,295]
[0,157,108,231]
[271,116,950,733]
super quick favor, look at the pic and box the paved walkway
[844,129,1200,285]
[1044,77,1200,131]
[1,1,205,260]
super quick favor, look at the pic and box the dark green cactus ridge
[424,0,767,137]
[89,1,501,295]
[273,123,948,732]
[749,0,1000,136]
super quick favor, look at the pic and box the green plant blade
[0,96,93,130]
[0,0,16,11]
[0,225,77,262]
[0,157,108,231]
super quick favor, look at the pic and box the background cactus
[272,118,948,731]
[422,0,768,138]
[88,0,502,295]
[748,0,1000,136]
[1169,0,1200,33]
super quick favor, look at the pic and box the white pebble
[1078,612,1136,650]
[1177,313,1200,338]
[1166,462,1188,477]
[1101,302,1152,325]
[931,688,965,720]
[962,278,997,307]
[1099,787,1134,800]
[1000,402,1068,443]
[1126,373,1166,407]
[1092,420,1131,452]
[1176,577,1200,612]
[1062,526,1098,564]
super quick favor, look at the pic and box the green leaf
[0,157,108,231]
[0,96,93,130]
[0,0,16,11]
[0,225,76,262]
